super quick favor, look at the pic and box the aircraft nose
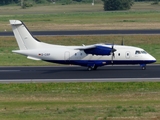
[149,55,156,63]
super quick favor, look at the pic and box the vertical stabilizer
[10,20,39,50]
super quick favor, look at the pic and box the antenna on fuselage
[121,37,124,45]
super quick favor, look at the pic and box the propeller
[111,43,116,64]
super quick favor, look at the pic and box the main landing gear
[87,65,98,71]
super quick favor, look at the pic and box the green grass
[1,2,160,31]
[1,11,160,31]
[0,82,160,120]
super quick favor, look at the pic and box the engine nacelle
[84,46,113,55]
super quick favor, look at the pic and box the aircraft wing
[75,44,116,56]
[75,44,96,50]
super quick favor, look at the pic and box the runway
[0,65,160,83]
[0,29,160,36]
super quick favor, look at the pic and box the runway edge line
[0,78,160,83]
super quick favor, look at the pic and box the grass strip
[1,3,160,31]
[0,82,160,120]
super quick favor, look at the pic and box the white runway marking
[0,70,20,72]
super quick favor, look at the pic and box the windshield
[141,51,147,54]
[135,50,147,54]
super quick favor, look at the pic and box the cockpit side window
[141,51,147,54]
[135,50,141,54]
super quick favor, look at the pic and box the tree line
[135,0,159,1]
[0,0,18,5]
[0,0,96,5]
[0,0,159,10]
[1,0,159,5]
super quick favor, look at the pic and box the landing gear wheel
[142,66,146,70]
[88,67,92,71]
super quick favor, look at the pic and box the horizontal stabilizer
[13,50,41,60]
[27,56,41,61]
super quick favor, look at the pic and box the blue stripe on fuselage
[44,60,156,66]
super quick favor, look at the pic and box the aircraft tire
[88,67,92,71]
[142,66,146,70]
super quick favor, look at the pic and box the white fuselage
[13,43,156,67]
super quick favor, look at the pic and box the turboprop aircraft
[10,20,156,71]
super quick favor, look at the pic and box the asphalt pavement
[0,65,160,83]
[1,29,160,36]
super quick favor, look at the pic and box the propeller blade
[111,44,116,53]
[113,52,115,58]
[111,53,113,63]
[111,43,116,64]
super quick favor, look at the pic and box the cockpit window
[135,50,147,54]
[135,50,141,54]
[141,51,147,54]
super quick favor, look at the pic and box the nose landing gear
[140,64,146,70]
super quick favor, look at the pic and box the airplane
[10,20,156,71]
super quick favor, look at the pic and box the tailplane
[10,20,40,50]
